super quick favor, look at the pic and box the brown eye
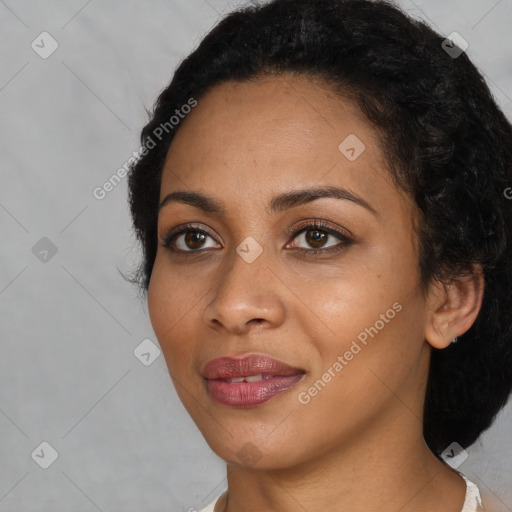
[291,227,346,251]
[183,231,207,250]
[304,229,328,249]
[161,225,220,252]
[161,220,352,257]
[286,219,354,256]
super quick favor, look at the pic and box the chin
[198,423,306,470]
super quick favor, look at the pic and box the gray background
[1,0,511,511]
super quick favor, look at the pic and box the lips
[202,354,305,380]
[202,354,306,407]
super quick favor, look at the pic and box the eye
[160,219,353,256]
[161,224,219,252]
[286,219,353,255]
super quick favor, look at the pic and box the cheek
[147,257,197,369]
[306,239,421,365]
[147,260,169,341]
[148,254,198,333]
[295,298,423,437]
[307,250,400,326]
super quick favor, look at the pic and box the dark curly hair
[126,0,512,456]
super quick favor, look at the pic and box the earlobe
[424,265,484,350]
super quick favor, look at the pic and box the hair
[126,0,512,456]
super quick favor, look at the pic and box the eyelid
[288,218,353,240]
[159,222,220,248]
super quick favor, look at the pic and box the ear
[424,265,485,350]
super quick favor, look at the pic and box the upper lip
[202,354,306,380]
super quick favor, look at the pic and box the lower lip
[206,374,305,407]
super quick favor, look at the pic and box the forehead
[160,74,396,212]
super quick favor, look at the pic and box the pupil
[307,230,326,248]
[186,231,205,249]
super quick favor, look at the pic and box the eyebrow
[158,185,378,217]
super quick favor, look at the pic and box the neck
[217,415,466,512]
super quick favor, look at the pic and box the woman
[126,0,512,510]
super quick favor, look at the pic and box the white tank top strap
[459,473,485,511]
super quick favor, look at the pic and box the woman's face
[148,74,433,469]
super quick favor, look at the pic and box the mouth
[202,354,306,407]
[222,374,277,383]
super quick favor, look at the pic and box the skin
[147,73,485,512]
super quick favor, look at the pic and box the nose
[202,250,286,335]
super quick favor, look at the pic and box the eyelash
[160,219,353,258]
